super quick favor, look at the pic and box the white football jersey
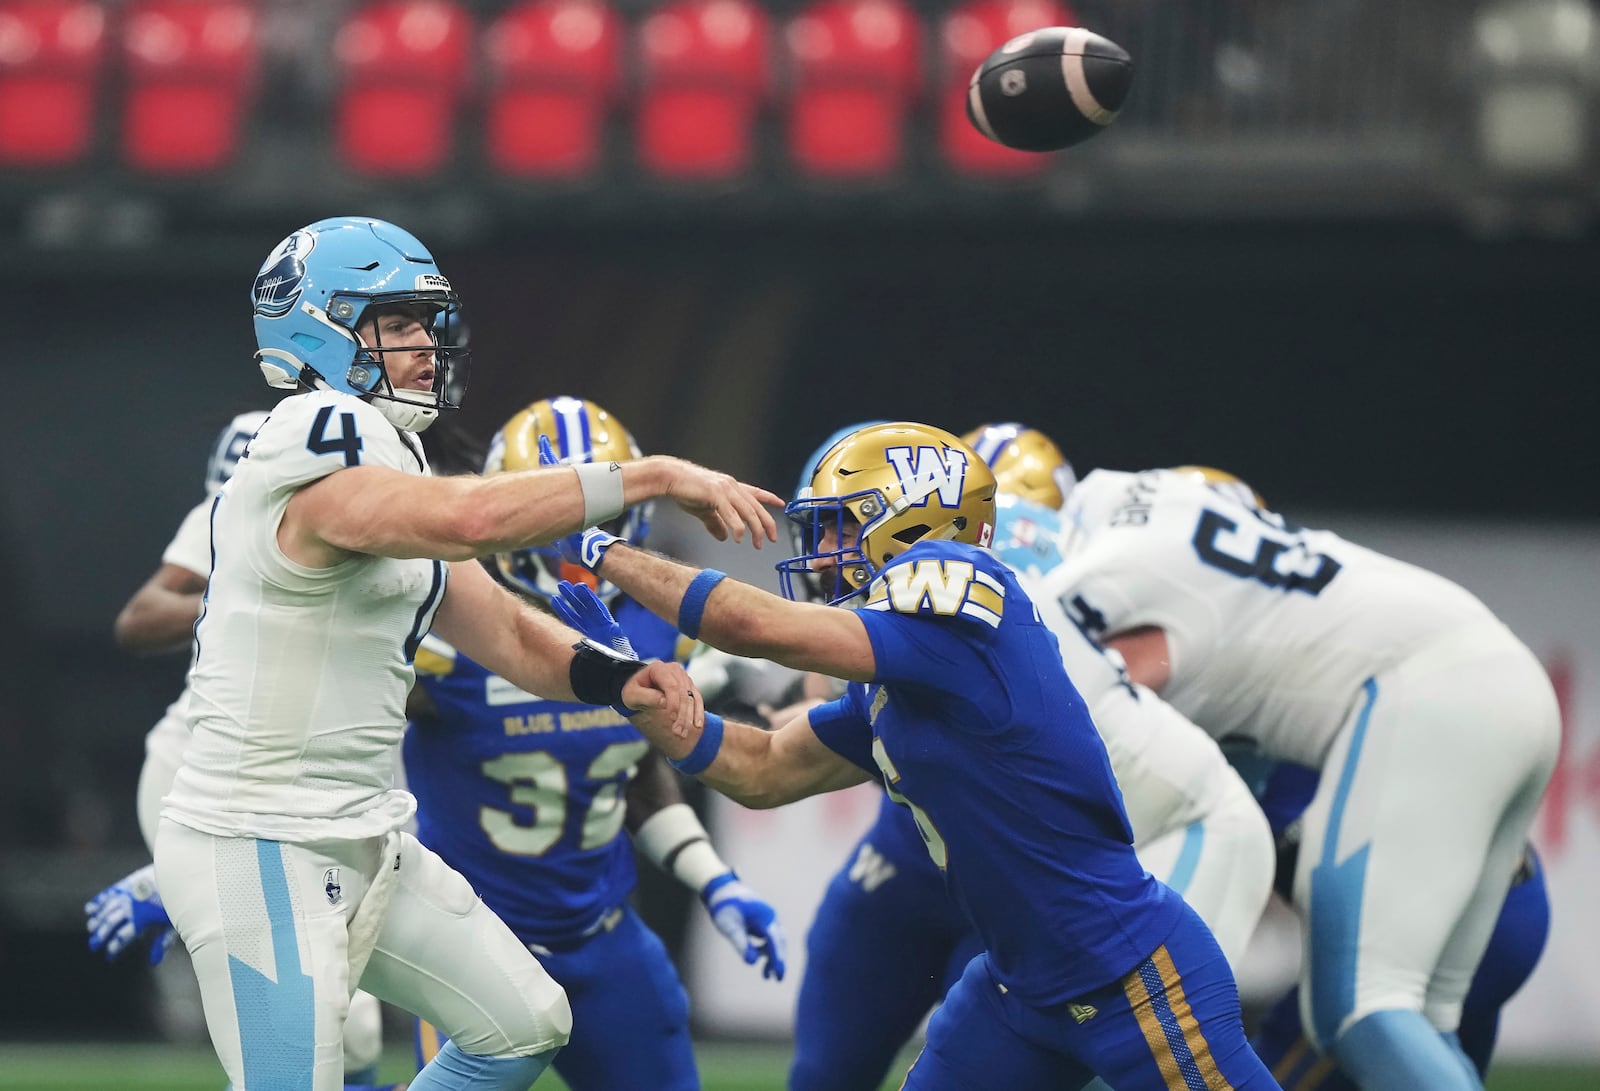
[992,495,1250,844]
[164,390,445,842]
[1041,469,1499,767]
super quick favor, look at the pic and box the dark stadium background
[1,0,1596,1085]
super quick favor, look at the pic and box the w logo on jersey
[885,559,975,615]
[886,445,968,508]
[253,229,313,319]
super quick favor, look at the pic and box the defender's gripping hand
[554,580,635,658]
[702,872,788,981]
[539,436,623,568]
[86,864,176,966]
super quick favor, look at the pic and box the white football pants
[1293,620,1559,1050]
[155,820,570,1091]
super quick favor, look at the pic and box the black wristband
[569,639,644,711]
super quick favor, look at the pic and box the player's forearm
[595,544,809,664]
[113,577,205,655]
[314,458,678,561]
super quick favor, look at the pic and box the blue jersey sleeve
[806,688,876,774]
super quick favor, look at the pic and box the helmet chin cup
[376,389,439,433]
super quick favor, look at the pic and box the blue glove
[702,871,787,981]
[553,580,636,658]
[539,435,623,569]
[85,863,176,966]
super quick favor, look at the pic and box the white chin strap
[375,389,439,433]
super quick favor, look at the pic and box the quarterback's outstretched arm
[593,542,877,681]
[281,455,783,568]
[432,558,696,731]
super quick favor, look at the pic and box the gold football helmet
[778,422,997,606]
[1170,464,1266,510]
[960,423,1076,510]
[485,396,648,601]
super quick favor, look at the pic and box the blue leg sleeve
[406,1040,559,1091]
[1334,1011,1481,1091]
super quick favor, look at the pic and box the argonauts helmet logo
[253,229,314,319]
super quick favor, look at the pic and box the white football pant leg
[1294,621,1560,1049]
[138,713,189,853]
[1136,767,1275,971]
[156,820,384,1091]
[358,833,571,1059]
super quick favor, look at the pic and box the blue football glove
[85,863,176,966]
[539,435,624,569]
[702,872,787,982]
[553,580,636,658]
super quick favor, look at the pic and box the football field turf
[1,1043,1595,1090]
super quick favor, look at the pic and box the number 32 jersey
[1040,469,1499,768]
[405,598,686,947]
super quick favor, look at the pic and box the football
[966,27,1135,152]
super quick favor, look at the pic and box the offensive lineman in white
[1016,443,1558,1091]
[155,217,781,1091]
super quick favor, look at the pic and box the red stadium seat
[121,0,258,174]
[636,0,771,180]
[484,0,622,180]
[783,0,921,181]
[333,0,472,177]
[938,0,1077,178]
[0,0,106,167]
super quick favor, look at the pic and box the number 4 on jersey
[307,406,363,467]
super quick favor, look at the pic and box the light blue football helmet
[203,410,271,495]
[250,216,469,433]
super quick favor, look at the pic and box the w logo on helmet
[253,229,314,319]
[886,445,968,508]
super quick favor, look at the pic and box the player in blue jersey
[559,422,1281,1090]
[1231,760,1551,1088]
[775,424,984,1091]
[404,397,787,1091]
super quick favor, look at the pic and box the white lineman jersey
[1042,469,1505,768]
[164,391,445,843]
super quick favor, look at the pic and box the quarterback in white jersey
[86,410,393,1086]
[1036,461,1559,1091]
[155,216,781,1091]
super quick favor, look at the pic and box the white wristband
[574,459,627,528]
[633,803,732,894]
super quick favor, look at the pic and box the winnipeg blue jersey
[404,596,687,946]
[808,539,1182,1004]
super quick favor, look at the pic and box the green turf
[0,1042,1594,1090]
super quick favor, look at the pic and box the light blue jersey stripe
[1310,678,1380,1049]
[1164,822,1206,897]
